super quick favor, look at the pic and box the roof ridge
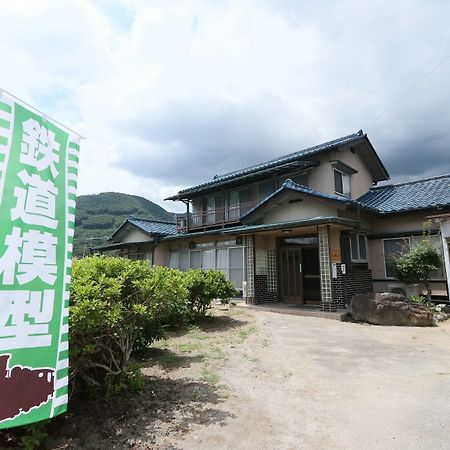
[128,216,176,225]
[215,131,363,180]
[368,173,450,191]
[283,178,351,200]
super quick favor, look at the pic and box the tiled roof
[166,130,387,200]
[110,217,177,241]
[240,179,354,221]
[160,217,359,240]
[357,174,450,214]
[127,218,177,236]
[281,179,352,203]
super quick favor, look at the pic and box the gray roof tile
[240,179,353,221]
[166,131,373,199]
[127,218,177,236]
[357,174,450,213]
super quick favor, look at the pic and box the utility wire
[365,52,450,128]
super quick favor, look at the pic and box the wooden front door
[280,247,304,303]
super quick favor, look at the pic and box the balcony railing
[176,200,258,232]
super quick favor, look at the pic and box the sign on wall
[0,93,80,429]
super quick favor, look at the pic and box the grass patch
[237,325,257,342]
[201,367,220,385]
[155,338,169,349]
[152,350,182,366]
[177,342,202,354]
[187,325,210,341]
[208,346,226,360]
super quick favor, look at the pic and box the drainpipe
[151,236,159,266]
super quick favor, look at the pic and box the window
[411,235,445,279]
[203,196,215,224]
[290,173,308,186]
[257,180,275,202]
[190,250,202,269]
[334,169,351,196]
[383,235,445,279]
[350,233,368,262]
[383,238,410,278]
[168,241,246,290]
[229,247,245,288]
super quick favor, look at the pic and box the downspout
[151,236,160,266]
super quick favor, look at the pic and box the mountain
[73,192,175,257]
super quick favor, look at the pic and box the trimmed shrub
[134,266,188,351]
[70,256,155,395]
[394,234,442,302]
[70,257,238,395]
[184,269,239,319]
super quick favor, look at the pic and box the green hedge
[70,256,238,396]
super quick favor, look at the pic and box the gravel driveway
[180,308,450,450]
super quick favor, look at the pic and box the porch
[241,219,374,312]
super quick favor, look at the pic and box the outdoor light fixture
[282,229,292,234]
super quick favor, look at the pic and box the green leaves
[184,269,239,320]
[69,256,239,397]
[394,236,443,285]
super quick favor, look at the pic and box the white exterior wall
[262,198,338,224]
[308,147,375,199]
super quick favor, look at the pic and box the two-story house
[99,130,450,310]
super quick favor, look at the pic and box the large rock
[349,293,433,326]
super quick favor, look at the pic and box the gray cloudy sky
[1,0,449,212]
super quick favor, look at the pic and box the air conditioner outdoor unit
[387,283,407,297]
[387,283,419,297]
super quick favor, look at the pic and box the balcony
[176,200,258,232]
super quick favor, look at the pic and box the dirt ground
[3,305,450,450]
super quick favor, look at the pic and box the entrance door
[280,247,304,303]
[279,245,321,304]
[302,247,321,302]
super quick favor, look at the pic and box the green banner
[0,95,79,429]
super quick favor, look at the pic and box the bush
[394,233,442,302]
[134,266,188,351]
[184,269,239,319]
[70,256,155,395]
[70,257,238,395]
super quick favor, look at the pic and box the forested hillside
[74,192,175,257]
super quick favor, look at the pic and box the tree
[394,229,443,304]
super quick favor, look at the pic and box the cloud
[0,0,449,212]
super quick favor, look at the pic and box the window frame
[349,233,368,263]
[333,168,351,197]
[382,237,411,279]
[168,241,246,291]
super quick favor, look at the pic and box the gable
[308,143,377,198]
[243,191,339,225]
[112,222,153,244]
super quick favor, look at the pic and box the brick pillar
[318,225,336,312]
[245,235,256,304]
[332,263,346,309]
